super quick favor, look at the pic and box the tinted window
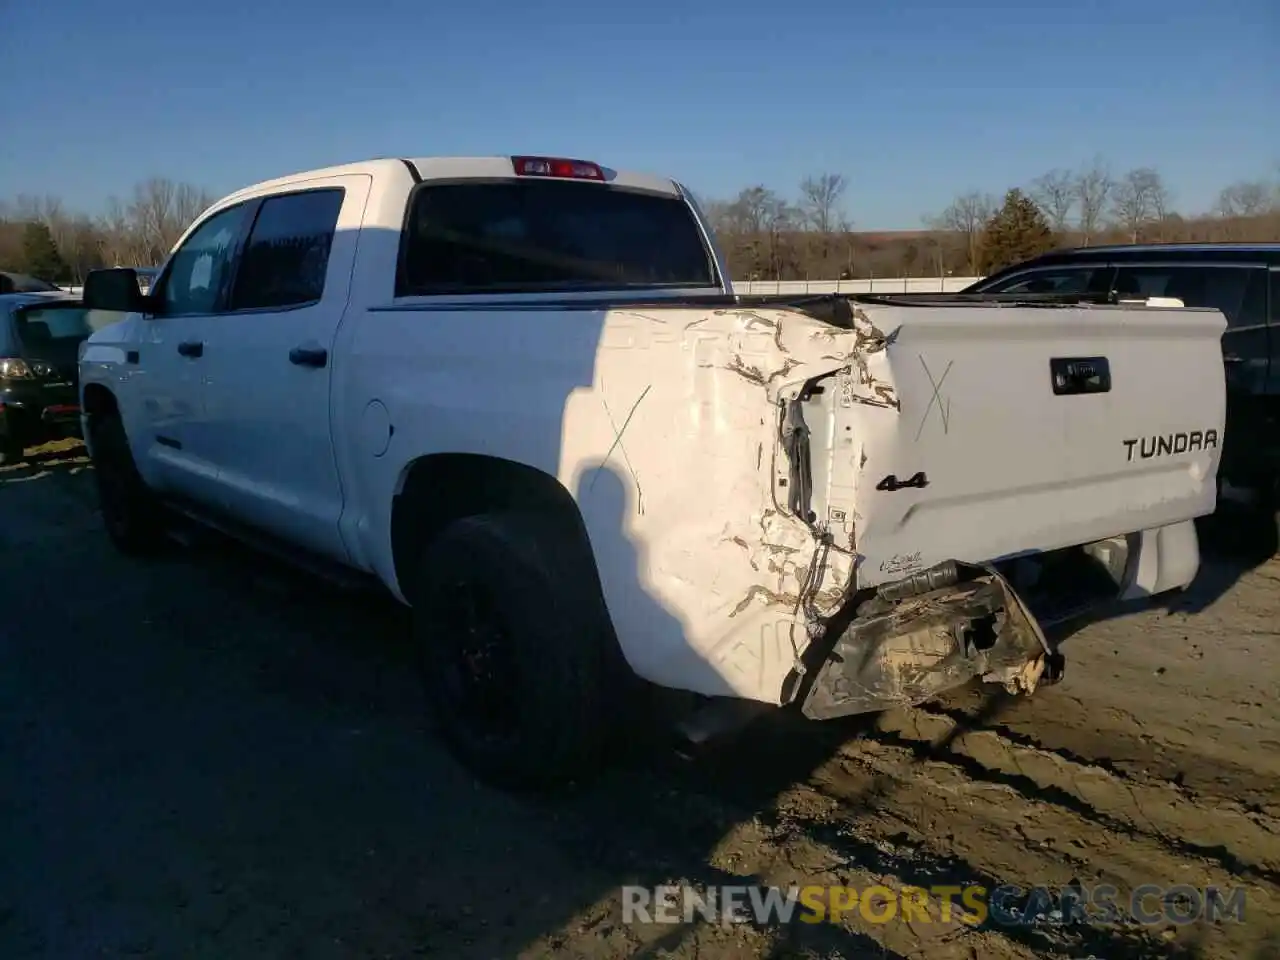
[1111,265,1256,328]
[231,189,344,310]
[398,180,716,295]
[13,305,126,360]
[985,266,1110,295]
[17,306,98,342]
[1271,271,1280,325]
[157,204,249,317]
[1237,269,1267,328]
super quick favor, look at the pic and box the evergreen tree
[979,189,1055,274]
[20,222,68,283]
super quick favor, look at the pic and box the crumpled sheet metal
[567,304,898,703]
[801,563,1051,720]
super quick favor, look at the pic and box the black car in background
[966,244,1280,534]
[0,271,63,294]
[0,293,122,464]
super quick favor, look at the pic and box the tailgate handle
[1051,356,1110,395]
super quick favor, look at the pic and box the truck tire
[0,436,23,466]
[89,413,167,556]
[412,511,621,789]
[1271,477,1280,558]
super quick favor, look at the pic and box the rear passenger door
[198,175,371,564]
[1110,263,1269,395]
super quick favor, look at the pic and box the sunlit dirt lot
[2,440,1278,959]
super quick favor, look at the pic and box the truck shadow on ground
[7,460,1271,959]
[154,481,1271,959]
[1161,512,1280,616]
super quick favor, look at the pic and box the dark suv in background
[966,243,1280,539]
[0,293,113,464]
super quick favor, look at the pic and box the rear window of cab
[396,179,717,296]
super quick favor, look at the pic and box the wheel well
[390,453,599,600]
[82,383,118,419]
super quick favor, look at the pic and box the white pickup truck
[78,155,1227,788]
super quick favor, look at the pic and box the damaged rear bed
[564,290,1224,719]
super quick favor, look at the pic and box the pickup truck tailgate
[847,302,1226,585]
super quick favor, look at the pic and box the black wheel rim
[435,580,520,744]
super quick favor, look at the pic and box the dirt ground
[2,439,1279,960]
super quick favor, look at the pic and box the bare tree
[1030,169,1076,233]
[1073,158,1113,246]
[28,196,101,282]
[930,191,995,275]
[128,177,214,263]
[1110,167,1170,242]
[731,185,789,235]
[709,186,797,281]
[835,212,858,279]
[8,194,42,223]
[797,173,848,277]
[1217,180,1273,218]
[919,231,946,279]
[798,173,847,235]
[700,200,738,239]
[98,196,150,267]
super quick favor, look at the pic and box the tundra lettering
[1122,430,1219,463]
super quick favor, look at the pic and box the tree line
[2,161,1278,285]
[703,158,1280,280]
[0,178,214,284]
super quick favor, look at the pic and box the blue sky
[1,0,1276,229]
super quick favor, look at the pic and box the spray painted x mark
[914,355,954,441]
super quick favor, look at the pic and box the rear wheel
[89,413,167,556]
[412,511,624,790]
[1270,477,1280,558]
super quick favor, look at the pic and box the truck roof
[220,156,684,206]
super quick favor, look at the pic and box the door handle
[1050,356,1111,395]
[289,346,328,368]
[177,341,204,358]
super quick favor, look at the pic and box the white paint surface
[79,158,1226,707]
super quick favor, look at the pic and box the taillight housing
[511,156,605,181]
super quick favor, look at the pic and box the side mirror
[82,268,150,313]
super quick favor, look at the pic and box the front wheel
[88,413,168,556]
[0,435,23,466]
[412,511,624,790]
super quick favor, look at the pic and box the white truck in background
[78,155,1226,788]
